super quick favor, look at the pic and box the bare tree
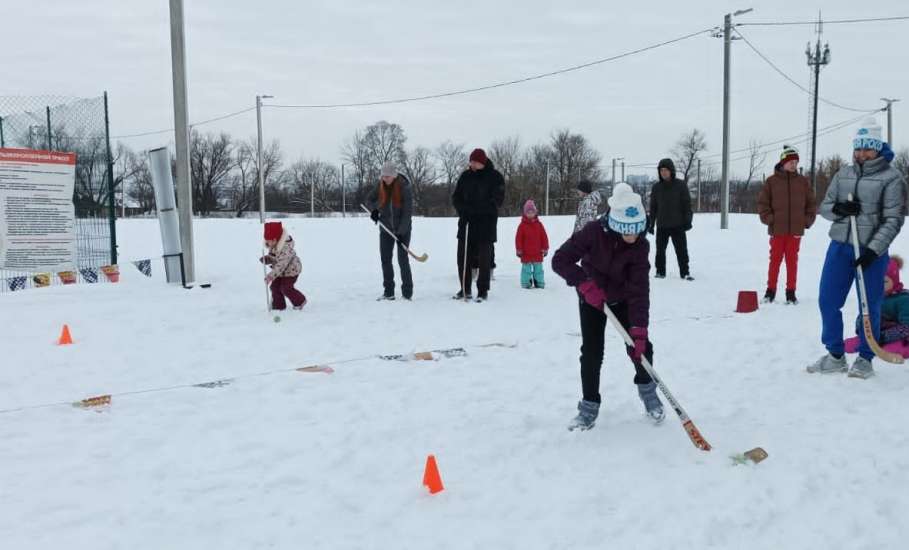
[288,158,340,213]
[402,146,436,214]
[189,130,234,215]
[435,140,466,213]
[893,147,909,181]
[672,129,707,182]
[489,136,522,182]
[228,138,284,217]
[745,139,767,186]
[341,129,371,194]
[548,129,602,213]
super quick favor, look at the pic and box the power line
[266,27,714,110]
[111,107,256,140]
[739,15,909,27]
[734,29,874,113]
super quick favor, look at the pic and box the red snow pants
[767,235,801,291]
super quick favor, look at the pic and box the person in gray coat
[808,118,907,379]
[366,161,414,300]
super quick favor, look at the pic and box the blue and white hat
[853,118,883,152]
[607,182,647,235]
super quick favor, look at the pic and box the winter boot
[453,290,472,300]
[785,289,798,305]
[655,272,666,279]
[848,356,875,379]
[567,400,600,431]
[682,274,695,281]
[763,288,776,303]
[637,382,665,424]
[806,353,847,374]
[475,291,488,303]
[376,294,395,301]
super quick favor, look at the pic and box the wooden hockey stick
[360,204,428,262]
[601,302,712,451]
[847,202,904,364]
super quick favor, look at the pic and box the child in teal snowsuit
[515,200,549,289]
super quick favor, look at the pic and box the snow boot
[806,353,847,374]
[655,272,666,279]
[637,382,665,424]
[682,274,695,281]
[786,289,798,305]
[568,400,600,431]
[453,290,472,300]
[377,294,395,301]
[475,291,488,303]
[763,288,776,303]
[848,356,875,379]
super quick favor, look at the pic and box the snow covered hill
[2,214,908,549]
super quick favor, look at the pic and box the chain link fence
[0,94,118,292]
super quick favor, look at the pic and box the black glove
[832,200,861,217]
[370,209,380,224]
[854,249,878,270]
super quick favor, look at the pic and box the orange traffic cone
[422,454,444,494]
[57,324,73,345]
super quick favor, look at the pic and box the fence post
[45,106,52,151]
[103,91,118,265]
[1,115,5,147]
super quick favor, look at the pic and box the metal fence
[0,94,118,292]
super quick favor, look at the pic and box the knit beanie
[523,199,538,216]
[469,148,488,165]
[380,161,397,178]
[263,221,283,241]
[780,145,800,164]
[853,118,884,151]
[577,180,593,194]
[606,183,647,235]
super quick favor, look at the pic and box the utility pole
[717,8,753,230]
[310,179,315,218]
[881,98,900,145]
[806,14,830,195]
[621,161,625,182]
[545,161,551,216]
[168,0,194,282]
[696,159,702,212]
[256,94,273,223]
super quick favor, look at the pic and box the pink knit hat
[886,255,904,295]
[523,199,538,216]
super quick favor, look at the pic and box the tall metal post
[340,164,346,217]
[696,159,702,212]
[545,161,551,216]
[882,98,900,145]
[720,13,732,229]
[621,161,625,182]
[169,0,194,282]
[103,92,118,264]
[45,106,52,150]
[611,158,616,185]
[0,116,5,147]
[310,179,315,217]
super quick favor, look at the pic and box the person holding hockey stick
[809,120,906,379]
[553,183,664,430]
[451,148,505,302]
[261,221,307,311]
[756,145,817,304]
[365,161,414,301]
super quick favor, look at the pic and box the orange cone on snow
[422,454,444,494]
[57,324,74,345]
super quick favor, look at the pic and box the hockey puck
[273,315,282,323]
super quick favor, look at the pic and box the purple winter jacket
[551,220,651,328]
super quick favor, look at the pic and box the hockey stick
[601,302,712,451]
[461,221,470,302]
[360,204,428,262]
[261,242,272,314]
[847,198,904,365]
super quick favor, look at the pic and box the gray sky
[7,0,907,179]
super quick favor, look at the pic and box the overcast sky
[6,0,906,179]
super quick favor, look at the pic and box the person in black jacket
[648,158,694,280]
[452,148,505,301]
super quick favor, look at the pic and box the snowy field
[2,213,909,550]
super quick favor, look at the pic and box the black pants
[380,231,413,298]
[579,300,653,403]
[655,227,690,277]
[458,238,492,294]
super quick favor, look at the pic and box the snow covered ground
[2,213,909,549]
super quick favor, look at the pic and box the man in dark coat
[648,158,694,280]
[452,148,505,301]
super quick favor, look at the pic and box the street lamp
[881,98,900,145]
[611,157,624,184]
[256,94,273,223]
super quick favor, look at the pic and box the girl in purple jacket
[552,183,663,431]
